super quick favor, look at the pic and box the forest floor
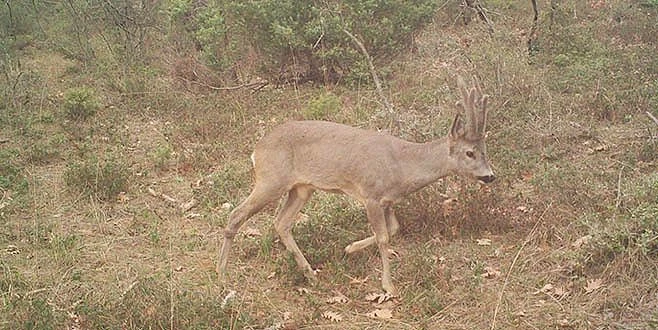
[1,1,657,329]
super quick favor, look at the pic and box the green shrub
[63,87,100,120]
[64,155,129,201]
[170,0,437,83]
[150,143,174,170]
[0,149,29,217]
[303,92,340,120]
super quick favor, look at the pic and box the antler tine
[472,78,489,138]
[456,75,479,139]
[475,77,489,138]
[479,92,489,137]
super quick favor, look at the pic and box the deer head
[449,76,495,183]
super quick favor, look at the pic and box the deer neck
[397,137,454,194]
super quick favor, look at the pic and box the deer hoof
[303,268,319,281]
[383,285,399,298]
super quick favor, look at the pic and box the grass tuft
[63,154,130,201]
[63,87,101,120]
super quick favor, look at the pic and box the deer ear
[450,113,465,139]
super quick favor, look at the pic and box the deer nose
[477,175,495,183]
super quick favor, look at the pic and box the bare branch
[646,111,658,126]
[342,29,399,132]
[463,0,494,37]
[528,0,539,55]
[177,76,269,92]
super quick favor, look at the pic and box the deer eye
[466,150,475,159]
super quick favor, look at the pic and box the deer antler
[457,76,489,140]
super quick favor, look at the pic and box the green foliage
[304,91,340,120]
[63,155,129,201]
[164,0,192,20]
[201,163,251,208]
[63,87,100,120]
[28,134,66,165]
[195,5,230,68]
[151,143,174,170]
[0,149,29,218]
[170,0,437,83]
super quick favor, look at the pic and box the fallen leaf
[366,308,393,319]
[161,193,177,204]
[513,310,527,317]
[584,278,604,293]
[243,227,262,237]
[180,198,197,212]
[516,205,528,213]
[321,311,343,322]
[326,294,349,304]
[186,212,201,218]
[220,290,236,308]
[476,238,492,246]
[572,235,592,248]
[296,287,309,295]
[296,213,310,224]
[267,272,276,279]
[5,245,19,255]
[365,292,393,304]
[483,266,501,279]
[348,276,368,285]
[117,192,129,202]
[553,286,568,298]
[147,187,158,197]
[594,144,607,152]
[221,202,234,210]
[521,172,533,181]
[533,283,554,295]
[174,265,184,272]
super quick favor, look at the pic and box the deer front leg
[217,183,285,277]
[345,206,399,254]
[366,201,398,296]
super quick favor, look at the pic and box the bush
[168,0,437,83]
[303,92,340,120]
[64,155,129,201]
[63,87,100,120]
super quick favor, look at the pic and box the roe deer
[217,77,494,296]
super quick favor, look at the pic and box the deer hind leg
[344,206,399,254]
[217,183,286,277]
[274,185,316,280]
[366,201,398,296]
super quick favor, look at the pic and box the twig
[528,0,539,55]
[342,28,399,133]
[463,0,495,37]
[615,165,624,211]
[177,76,269,92]
[646,111,658,126]
[490,202,552,330]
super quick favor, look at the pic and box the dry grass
[1,1,657,329]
